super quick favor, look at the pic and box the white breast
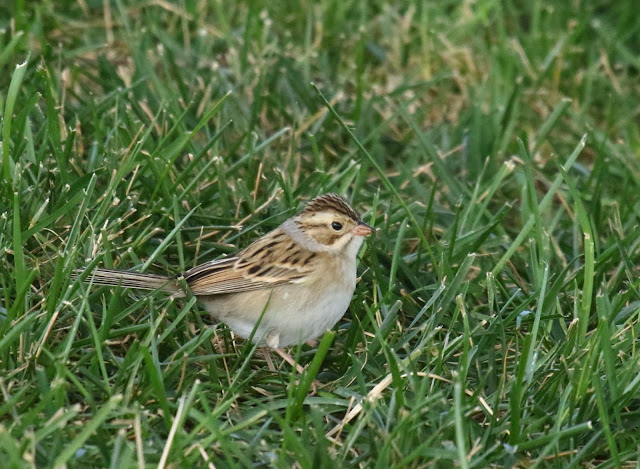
[200,246,361,347]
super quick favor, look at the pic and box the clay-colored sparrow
[79,194,375,348]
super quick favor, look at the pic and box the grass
[2,0,640,467]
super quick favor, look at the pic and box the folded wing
[184,229,319,295]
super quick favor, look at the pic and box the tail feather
[73,268,182,295]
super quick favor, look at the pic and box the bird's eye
[331,221,343,231]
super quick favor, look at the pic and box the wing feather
[184,228,319,296]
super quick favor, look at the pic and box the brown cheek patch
[316,232,341,246]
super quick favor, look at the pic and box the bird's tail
[73,268,182,296]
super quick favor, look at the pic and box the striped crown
[302,193,359,221]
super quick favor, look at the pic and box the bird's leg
[274,347,305,375]
[264,333,319,394]
[261,348,277,371]
[274,347,319,395]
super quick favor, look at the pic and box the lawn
[2,0,640,467]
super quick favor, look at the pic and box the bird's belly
[199,276,356,347]
[271,284,354,346]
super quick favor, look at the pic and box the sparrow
[78,194,376,348]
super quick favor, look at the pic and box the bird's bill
[352,222,376,236]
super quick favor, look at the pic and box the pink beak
[352,221,377,237]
